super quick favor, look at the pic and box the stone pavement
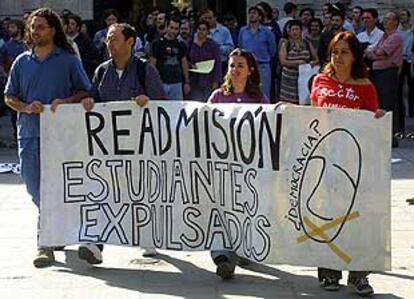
[0,118,413,299]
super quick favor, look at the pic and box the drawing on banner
[287,118,362,263]
[40,103,392,269]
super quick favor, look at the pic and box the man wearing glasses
[4,8,91,268]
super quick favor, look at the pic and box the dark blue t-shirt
[151,37,187,84]
[4,47,91,138]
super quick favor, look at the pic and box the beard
[9,31,19,38]
[31,36,49,47]
[331,24,342,31]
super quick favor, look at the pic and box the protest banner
[39,102,391,270]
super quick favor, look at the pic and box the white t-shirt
[115,69,124,79]
[278,17,294,32]
[343,19,355,33]
[357,27,384,51]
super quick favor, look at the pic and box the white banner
[39,102,391,270]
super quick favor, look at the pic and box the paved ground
[0,116,413,299]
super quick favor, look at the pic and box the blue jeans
[258,63,271,98]
[189,85,213,102]
[18,138,40,208]
[211,250,238,265]
[163,82,183,101]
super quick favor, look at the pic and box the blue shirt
[91,55,166,102]
[238,25,276,64]
[93,28,108,51]
[397,25,414,61]
[208,24,234,62]
[0,39,25,69]
[93,28,109,60]
[4,47,91,139]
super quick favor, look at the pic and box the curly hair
[221,48,263,100]
[24,8,75,55]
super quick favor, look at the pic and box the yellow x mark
[297,211,360,264]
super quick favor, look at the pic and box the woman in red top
[310,31,384,296]
[311,32,384,116]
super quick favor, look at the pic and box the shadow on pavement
[51,250,404,299]
[376,271,414,281]
[0,173,22,185]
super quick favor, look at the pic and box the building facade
[0,0,93,19]
[1,0,413,22]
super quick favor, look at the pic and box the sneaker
[78,244,103,265]
[348,277,374,296]
[216,260,236,280]
[33,248,55,268]
[320,277,340,291]
[142,248,157,258]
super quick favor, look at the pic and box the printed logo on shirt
[318,85,360,102]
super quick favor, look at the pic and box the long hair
[323,31,368,79]
[221,48,263,100]
[24,8,75,55]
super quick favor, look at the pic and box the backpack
[96,57,148,94]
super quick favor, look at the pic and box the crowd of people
[0,1,413,297]
[0,2,411,129]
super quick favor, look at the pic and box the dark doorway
[94,0,133,24]
[206,0,247,25]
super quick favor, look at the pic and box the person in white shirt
[278,2,297,32]
[397,9,414,122]
[357,8,384,52]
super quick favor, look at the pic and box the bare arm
[308,43,319,66]
[279,41,306,67]
[181,56,191,95]
[50,90,90,112]
[5,95,28,113]
[181,56,190,83]
[5,95,43,114]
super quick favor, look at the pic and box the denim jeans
[210,250,238,265]
[163,82,183,101]
[318,267,370,282]
[18,138,40,208]
[189,85,213,102]
[258,62,272,98]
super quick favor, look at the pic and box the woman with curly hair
[207,48,268,280]
[208,48,269,104]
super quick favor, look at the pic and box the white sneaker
[78,244,103,264]
[142,248,157,257]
